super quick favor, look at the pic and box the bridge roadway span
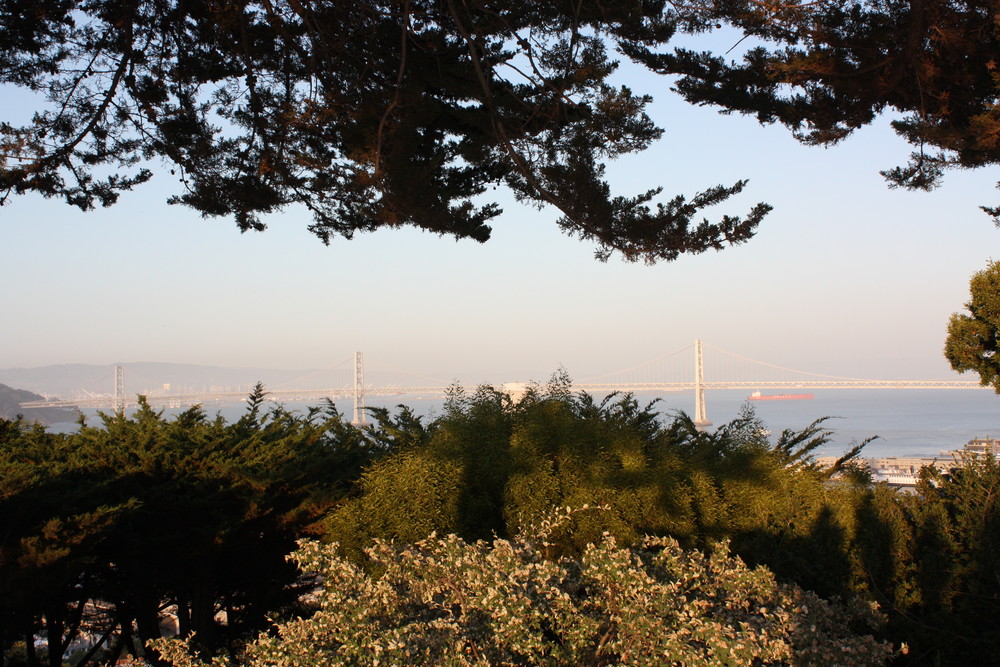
[18,379,985,410]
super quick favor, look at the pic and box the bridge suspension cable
[271,356,354,390]
[364,357,453,386]
[702,342,895,382]
[579,342,693,383]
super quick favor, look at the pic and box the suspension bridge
[17,341,983,426]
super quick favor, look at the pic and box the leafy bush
[156,509,893,666]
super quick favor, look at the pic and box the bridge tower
[693,340,712,430]
[352,351,367,426]
[113,365,126,414]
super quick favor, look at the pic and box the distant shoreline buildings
[820,437,1000,488]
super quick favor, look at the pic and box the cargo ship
[747,391,814,401]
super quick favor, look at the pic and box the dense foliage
[3,380,999,665]
[4,1,999,258]
[0,0,771,263]
[156,509,892,666]
[324,380,1000,665]
[643,0,1000,210]
[855,458,1000,664]
[326,380,866,587]
[946,260,1000,391]
[0,388,382,666]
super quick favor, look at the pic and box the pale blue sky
[2,58,998,386]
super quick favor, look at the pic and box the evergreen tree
[945,260,1000,391]
[0,390,383,665]
[636,0,1000,213]
[0,0,777,263]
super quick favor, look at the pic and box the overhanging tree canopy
[4,1,998,261]
[0,0,772,263]
[640,0,1000,212]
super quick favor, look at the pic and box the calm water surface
[666,388,1000,458]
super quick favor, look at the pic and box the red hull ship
[747,391,814,401]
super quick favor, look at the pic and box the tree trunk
[134,597,163,643]
[44,608,64,667]
[25,628,39,667]
[175,599,191,638]
[73,620,117,667]
[190,581,215,650]
[134,600,165,667]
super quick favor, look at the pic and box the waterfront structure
[820,437,1000,488]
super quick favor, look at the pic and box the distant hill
[0,383,78,425]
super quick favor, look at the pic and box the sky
[3,53,999,388]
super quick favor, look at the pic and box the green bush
[0,391,383,663]
[156,508,893,666]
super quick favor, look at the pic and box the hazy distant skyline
[4,62,999,388]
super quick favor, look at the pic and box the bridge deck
[18,380,985,410]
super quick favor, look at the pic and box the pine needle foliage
[0,392,383,664]
[945,260,1000,392]
[0,0,774,263]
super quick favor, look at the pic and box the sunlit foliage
[945,260,1000,392]
[3,379,999,665]
[155,508,892,666]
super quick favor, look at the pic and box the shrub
[156,508,893,666]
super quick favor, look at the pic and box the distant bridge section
[17,386,451,409]
[18,342,985,425]
[574,380,982,392]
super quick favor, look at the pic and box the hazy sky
[3,58,998,387]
